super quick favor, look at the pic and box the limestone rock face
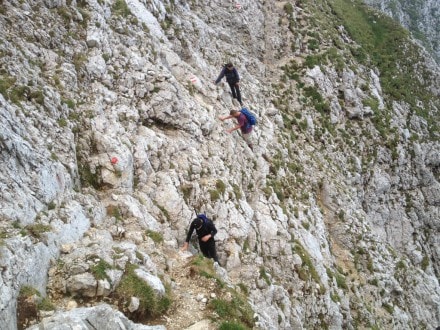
[0,0,439,329]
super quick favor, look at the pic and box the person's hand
[219,116,226,121]
[181,242,189,251]
[235,82,240,86]
[226,128,233,134]
[201,234,211,242]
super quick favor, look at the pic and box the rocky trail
[1,0,440,329]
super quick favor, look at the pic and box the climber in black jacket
[214,63,243,105]
[181,215,219,264]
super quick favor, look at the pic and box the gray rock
[134,269,165,296]
[27,304,165,330]
[66,273,97,298]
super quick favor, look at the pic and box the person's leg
[199,240,210,258]
[228,82,237,99]
[235,84,242,105]
[242,132,254,151]
[205,239,219,263]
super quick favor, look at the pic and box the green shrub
[330,293,340,303]
[9,85,30,104]
[284,3,294,16]
[30,90,44,104]
[0,76,16,97]
[335,272,348,290]
[112,0,131,17]
[78,163,102,189]
[396,260,406,270]
[209,189,221,201]
[421,255,429,271]
[215,179,226,195]
[58,118,67,127]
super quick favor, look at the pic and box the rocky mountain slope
[363,0,440,63]
[0,0,439,329]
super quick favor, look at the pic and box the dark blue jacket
[215,66,240,84]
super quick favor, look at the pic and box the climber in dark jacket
[181,215,219,264]
[214,63,243,105]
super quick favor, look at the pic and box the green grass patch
[116,263,171,317]
[219,321,248,330]
[259,267,271,285]
[106,205,122,221]
[232,183,242,200]
[145,230,163,244]
[112,0,131,17]
[209,189,221,201]
[421,255,429,271]
[0,75,17,94]
[90,258,113,281]
[180,184,193,203]
[78,163,103,190]
[210,293,254,328]
[63,98,76,109]
[334,271,348,290]
[382,302,394,314]
[293,240,325,293]
[20,286,40,297]
[191,255,224,287]
[25,224,52,239]
[215,179,226,195]
[329,0,439,137]
[9,85,30,104]
[38,297,55,311]
[30,90,44,105]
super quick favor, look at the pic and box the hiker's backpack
[197,214,210,225]
[240,108,257,127]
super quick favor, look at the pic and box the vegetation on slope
[329,0,439,139]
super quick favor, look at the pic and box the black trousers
[199,238,219,263]
[228,82,242,104]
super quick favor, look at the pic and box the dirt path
[157,248,219,330]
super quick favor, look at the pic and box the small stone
[196,294,204,302]
[111,194,118,201]
[60,244,73,254]
[66,300,78,310]
[40,310,55,318]
[201,297,208,303]
[128,297,140,312]
[210,293,216,299]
